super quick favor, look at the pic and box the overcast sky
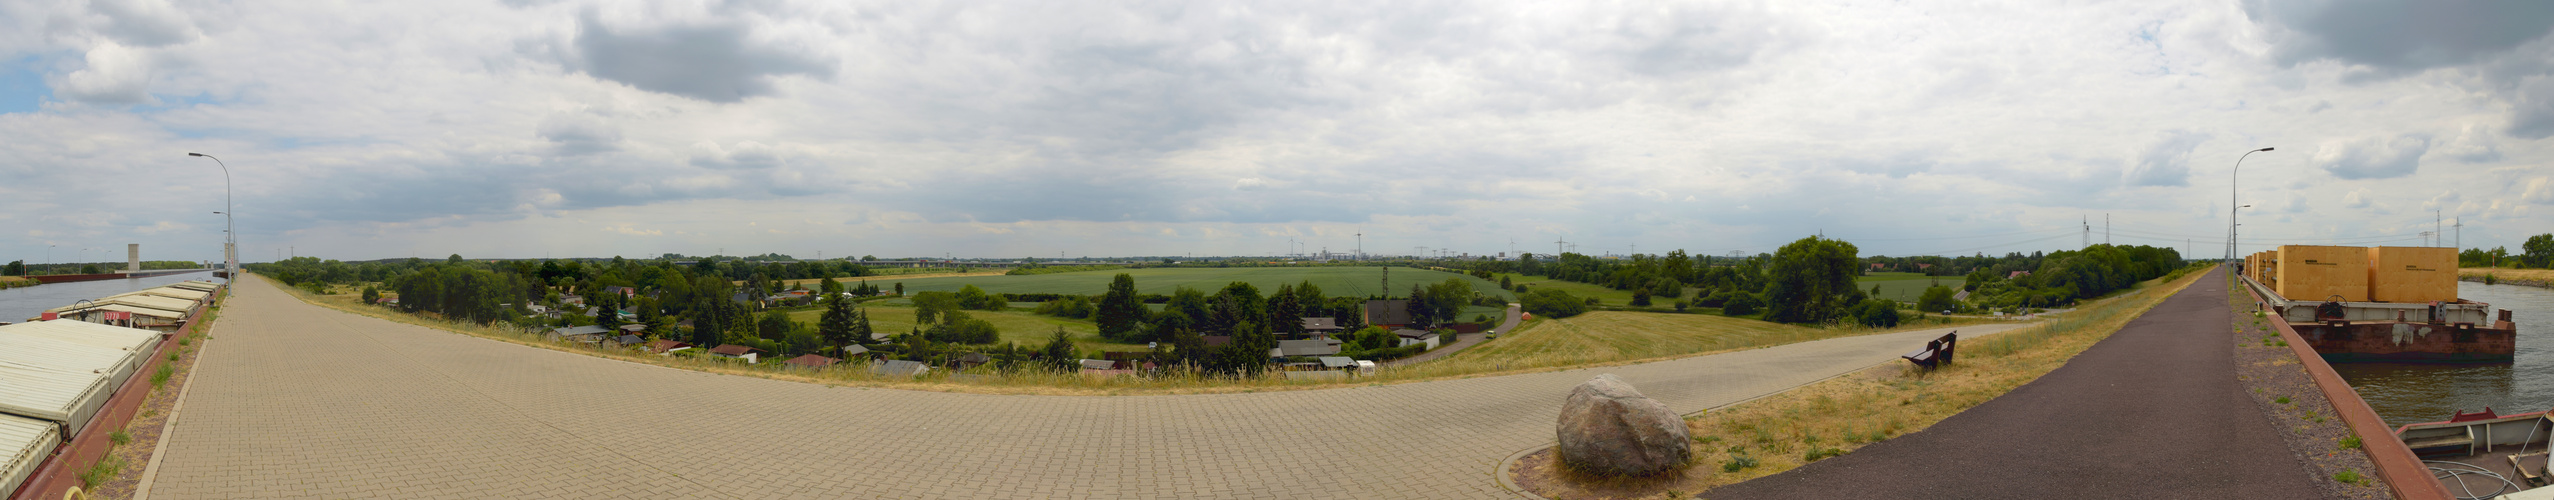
[3,0,2550,264]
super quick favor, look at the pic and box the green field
[1504,274,1699,306]
[1855,272,1959,302]
[783,305,1150,352]
[845,266,1514,300]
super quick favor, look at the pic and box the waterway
[2334,281,2554,426]
[0,270,224,323]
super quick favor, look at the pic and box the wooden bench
[1902,332,1958,370]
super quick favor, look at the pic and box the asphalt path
[1705,267,2322,499]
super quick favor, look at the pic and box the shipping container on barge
[2238,245,2520,363]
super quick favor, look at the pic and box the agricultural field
[782,305,1150,352]
[844,266,1514,300]
[1854,272,1961,302]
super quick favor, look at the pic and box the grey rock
[1556,373,1692,476]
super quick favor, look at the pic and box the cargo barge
[2241,245,2520,364]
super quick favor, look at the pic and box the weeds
[77,455,126,489]
[2334,469,2369,486]
[1720,456,1759,473]
[2339,435,2362,450]
[2275,396,2291,404]
[110,430,131,446]
[151,364,173,389]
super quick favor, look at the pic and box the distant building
[1276,338,1343,357]
[545,325,611,344]
[782,354,838,369]
[707,344,765,363]
[1300,317,1344,336]
[644,340,693,354]
[1363,300,1413,329]
[1393,329,1440,350]
[873,359,930,377]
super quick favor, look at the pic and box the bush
[1521,289,1590,318]
[1722,292,1763,316]
[1916,285,1958,313]
[1855,299,1901,327]
[1630,288,1652,306]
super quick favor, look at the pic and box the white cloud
[57,42,157,104]
[2526,177,2554,205]
[2312,135,2431,180]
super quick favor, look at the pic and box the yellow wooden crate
[2368,246,2457,303]
[2278,245,2367,302]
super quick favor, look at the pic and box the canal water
[0,271,224,323]
[2334,281,2554,427]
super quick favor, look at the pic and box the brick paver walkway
[146,277,2022,499]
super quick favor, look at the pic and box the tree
[1917,286,1960,313]
[955,285,1003,310]
[1499,274,1513,290]
[1630,288,1652,306]
[596,294,625,332]
[1520,289,1589,318]
[1167,287,1211,331]
[1722,292,1763,316]
[1041,327,1079,370]
[1855,299,1901,327]
[1,260,21,276]
[1763,236,1862,324]
[80,264,101,274]
[911,291,965,324]
[818,292,857,348]
[2527,234,2554,269]
[447,254,464,264]
[819,277,843,296]
[1269,284,1304,335]
[894,282,905,296]
[1096,274,1146,341]
[756,312,794,340]
[361,286,382,305]
[852,308,875,345]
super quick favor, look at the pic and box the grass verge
[2461,267,2554,287]
[1664,265,2210,494]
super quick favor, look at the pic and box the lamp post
[187,153,235,280]
[2229,147,2273,261]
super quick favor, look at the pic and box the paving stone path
[145,277,2021,499]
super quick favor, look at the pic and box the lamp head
[188,152,206,157]
[2256,147,2274,152]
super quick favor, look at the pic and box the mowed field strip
[148,276,2024,499]
[835,266,1515,300]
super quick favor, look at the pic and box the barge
[2396,407,2554,499]
[2241,245,2519,363]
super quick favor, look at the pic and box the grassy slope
[1445,310,1994,372]
[852,266,1515,300]
[782,305,1147,351]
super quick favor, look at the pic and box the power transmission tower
[2104,214,2110,245]
[2082,216,2089,249]
[2454,219,2463,250]
[1555,237,1567,256]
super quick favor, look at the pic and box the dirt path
[1705,267,2324,499]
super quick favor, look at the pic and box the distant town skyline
[4,1,2550,263]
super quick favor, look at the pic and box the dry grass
[1670,265,2212,493]
[2462,267,2554,285]
[263,274,2027,397]
[0,275,35,290]
[1445,312,2002,373]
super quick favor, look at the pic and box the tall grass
[2463,268,2554,288]
[1679,265,2213,492]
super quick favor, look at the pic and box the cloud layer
[1,0,2550,263]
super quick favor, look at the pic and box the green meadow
[841,266,1515,300]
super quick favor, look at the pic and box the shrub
[1720,455,1760,472]
[1521,289,1590,318]
[1722,292,1763,316]
[1856,299,1902,327]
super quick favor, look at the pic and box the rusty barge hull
[2240,273,2518,364]
[2293,321,2517,363]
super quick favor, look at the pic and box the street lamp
[2230,147,2273,261]
[188,153,235,280]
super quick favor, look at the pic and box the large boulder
[1556,373,1692,476]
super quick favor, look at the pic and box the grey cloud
[2248,0,2554,72]
[2122,130,2210,187]
[2313,134,2430,180]
[2510,78,2554,139]
[1615,5,1789,76]
[536,111,621,155]
[87,0,199,48]
[688,141,780,169]
[557,11,831,103]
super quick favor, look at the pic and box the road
[1705,267,2321,499]
[144,277,2019,499]
[1389,303,1521,367]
